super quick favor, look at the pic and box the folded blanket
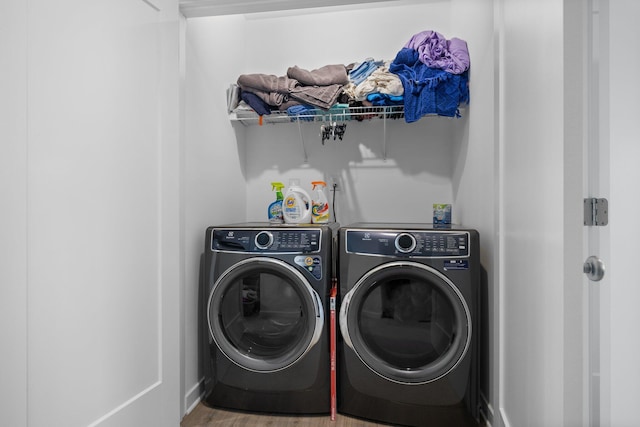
[237,72,343,110]
[349,58,384,85]
[240,90,271,116]
[238,88,276,109]
[237,74,299,106]
[287,64,348,86]
[290,84,343,110]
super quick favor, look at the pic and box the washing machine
[201,222,338,415]
[338,223,480,426]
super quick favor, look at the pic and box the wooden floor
[181,403,392,427]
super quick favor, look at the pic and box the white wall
[605,1,640,425]
[182,0,497,420]
[497,0,580,425]
[181,13,249,413]
[0,1,28,425]
[448,0,497,422]
[244,119,456,225]
[0,1,181,426]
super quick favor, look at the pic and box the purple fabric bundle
[404,30,470,75]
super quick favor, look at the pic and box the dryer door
[340,261,471,384]
[208,257,324,373]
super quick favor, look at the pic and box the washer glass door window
[208,257,323,373]
[340,261,471,384]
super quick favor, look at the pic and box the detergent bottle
[311,180,330,223]
[267,181,285,223]
[283,178,312,224]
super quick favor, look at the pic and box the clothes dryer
[338,223,480,426]
[201,223,338,414]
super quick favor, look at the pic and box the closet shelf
[229,105,406,126]
[228,103,466,163]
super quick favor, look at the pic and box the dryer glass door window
[208,257,323,373]
[341,262,470,384]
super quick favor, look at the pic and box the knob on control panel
[255,231,274,249]
[395,233,416,253]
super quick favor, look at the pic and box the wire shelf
[229,105,406,125]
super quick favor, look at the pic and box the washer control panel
[212,228,322,253]
[346,229,469,257]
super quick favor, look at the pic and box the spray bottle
[311,180,330,223]
[268,182,285,224]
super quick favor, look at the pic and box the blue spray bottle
[268,182,285,223]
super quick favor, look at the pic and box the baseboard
[184,378,205,416]
[479,394,512,427]
[498,407,512,427]
[478,391,494,427]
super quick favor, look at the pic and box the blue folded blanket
[349,58,384,86]
[241,90,272,116]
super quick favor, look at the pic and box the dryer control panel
[212,228,322,253]
[345,229,469,257]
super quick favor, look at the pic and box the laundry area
[182,1,494,425]
[3,0,640,427]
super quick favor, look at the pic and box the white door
[587,1,640,426]
[0,0,180,426]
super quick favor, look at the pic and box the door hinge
[584,197,608,226]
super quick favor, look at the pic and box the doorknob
[583,256,605,282]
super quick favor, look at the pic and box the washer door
[208,257,324,373]
[340,261,471,384]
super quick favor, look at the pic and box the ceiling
[179,0,402,18]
